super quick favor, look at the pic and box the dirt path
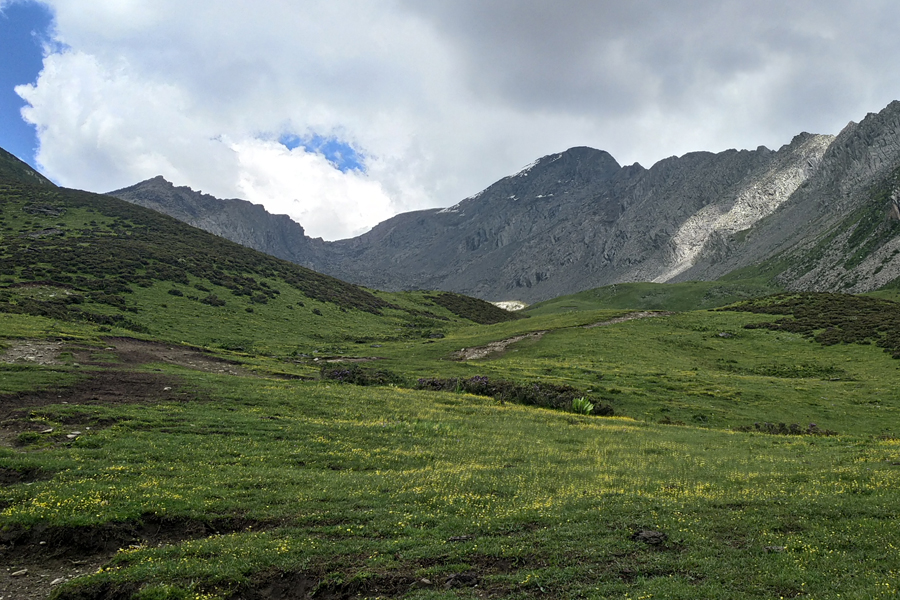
[451,311,674,361]
[451,331,548,360]
[0,370,197,449]
[582,311,675,328]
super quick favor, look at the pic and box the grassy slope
[524,280,782,315]
[2,175,900,599]
[0,180,516,366]
[0,148,55,188]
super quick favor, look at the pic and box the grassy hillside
[3,175,900,599]
[524,280,782,315]
[0,148,55,188]
[0,180,516,364]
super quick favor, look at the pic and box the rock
[410,578,434,589]
[444,573,479,589]
[631,530,667,545]
[51,577,67,585]
[764,545,786,553]
[11,568,28,577]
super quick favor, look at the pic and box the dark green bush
[201,294,226,307]
[321,365,406,387]
[415,375,614,415]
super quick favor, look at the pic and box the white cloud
[15,0,900,239]
[231,138,394,241]
[17,50,236,195]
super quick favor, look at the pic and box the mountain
[109,102,900,303]
[110,176,326,269]
[0,174,516,356]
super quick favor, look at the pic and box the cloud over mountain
[13,0,900,239]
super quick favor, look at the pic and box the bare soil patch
[318,356,383,364]
[0,339,67,365]
[1,336,249,375]
[0,466,52,485]
[451,331,547,361]
[102,337,249,374]
[0,370,194,447]
[1,370,191,417]
[1,516,277,600]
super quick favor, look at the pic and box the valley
[2,159,900,598]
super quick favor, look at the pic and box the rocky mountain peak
[107,100,900,303]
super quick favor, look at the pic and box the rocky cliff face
[110,101,900,303]
[110,176,327,269]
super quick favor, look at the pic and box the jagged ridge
[108,102,900,302]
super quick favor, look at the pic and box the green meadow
[2,178,900,599]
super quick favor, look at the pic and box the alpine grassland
[2,173,900,599]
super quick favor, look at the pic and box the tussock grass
[6,378,900,598]
[3,177,900,598]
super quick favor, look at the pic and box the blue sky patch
[0,0,54,167]
[279,133,366,173]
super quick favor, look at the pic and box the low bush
[320,365,406,387]
[734,422,837,436]
[200,294,226,307]
[416,375,614,416]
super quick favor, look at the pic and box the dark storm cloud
[399,0,900,129]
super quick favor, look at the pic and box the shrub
[321,365,406,387]
[427,292,524,324]
[200,294,226,307]
[571,397,594,415]
[416,376,613,416]
[734,422,837,436]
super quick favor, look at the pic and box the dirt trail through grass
[582,310,675,328]
[451,331,548,360]
[452,311,674,360]
[103,337,248,374]
[0,339,66,365]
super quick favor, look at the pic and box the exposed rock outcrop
[110,176,328,270]
[110,101,900,302]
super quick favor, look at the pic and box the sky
[2,1,900,240]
